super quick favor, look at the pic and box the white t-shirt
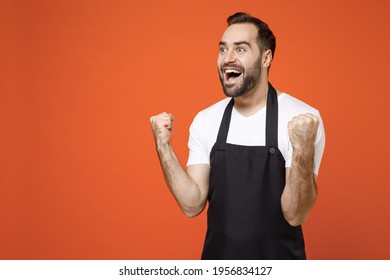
[187,93,325,175]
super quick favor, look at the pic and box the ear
[262,49,273,68]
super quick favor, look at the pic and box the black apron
[201,83,306,260]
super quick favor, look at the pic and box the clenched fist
[288,113,319,150]
[150,112,175,146]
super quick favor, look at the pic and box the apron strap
[216,98,234,143]
[216,82,279,147]
[266,83,278,147]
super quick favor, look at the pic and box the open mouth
[224,68,242,82]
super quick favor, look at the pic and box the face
[218,23,262,98]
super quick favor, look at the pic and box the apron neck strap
[216,82,279,147]
[266,83,278,147]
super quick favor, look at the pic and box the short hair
[227,12,276,58]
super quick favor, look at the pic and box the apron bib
[201,83,306,260]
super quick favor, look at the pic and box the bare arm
[281,113,319,226]
[150,112,209,217]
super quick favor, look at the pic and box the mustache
[220,63,244,71]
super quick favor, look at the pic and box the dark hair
[227,12,276,58]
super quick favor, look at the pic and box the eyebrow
[219,41,252,48]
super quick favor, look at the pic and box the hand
[150,112,175,146]
[288,113,319,151]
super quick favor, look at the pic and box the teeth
[225,69,241,74]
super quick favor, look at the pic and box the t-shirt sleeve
[186,113,210,166]
[313,114,326,175]
[285,112,326,175]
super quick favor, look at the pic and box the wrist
[156,141,174,161]
[156,140,170,151]
[291,140,314,153]
[291,145,315,174]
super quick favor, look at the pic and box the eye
[237,47,245,53]
[219,46,227,53]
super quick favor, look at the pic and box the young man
[150,12,325,260]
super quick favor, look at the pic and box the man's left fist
[288,113,319,150]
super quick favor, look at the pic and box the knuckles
[288,114,319,146]
[150,112,174,129]
[288,113,319,132]
[150,112,169,121]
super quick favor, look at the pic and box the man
[150,12,325,260]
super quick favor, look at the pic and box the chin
[223,90,246,98]
[223,86,247,98]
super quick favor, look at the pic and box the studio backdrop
[1,0,389,259]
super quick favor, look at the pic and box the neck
[233,75,269,117]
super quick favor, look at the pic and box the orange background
[1,0,390,259]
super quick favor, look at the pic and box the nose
[224,49,236,64]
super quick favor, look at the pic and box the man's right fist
[150,112,175,146]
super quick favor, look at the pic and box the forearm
[157,143,205,217]
[281,146,317,226]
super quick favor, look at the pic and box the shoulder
[278,91,325,146]
[192,97,231,124]
[278,93,320,117]
[188,98,231,159]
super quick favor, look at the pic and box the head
[218,12,276,98]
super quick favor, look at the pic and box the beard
[219,56,262,98]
